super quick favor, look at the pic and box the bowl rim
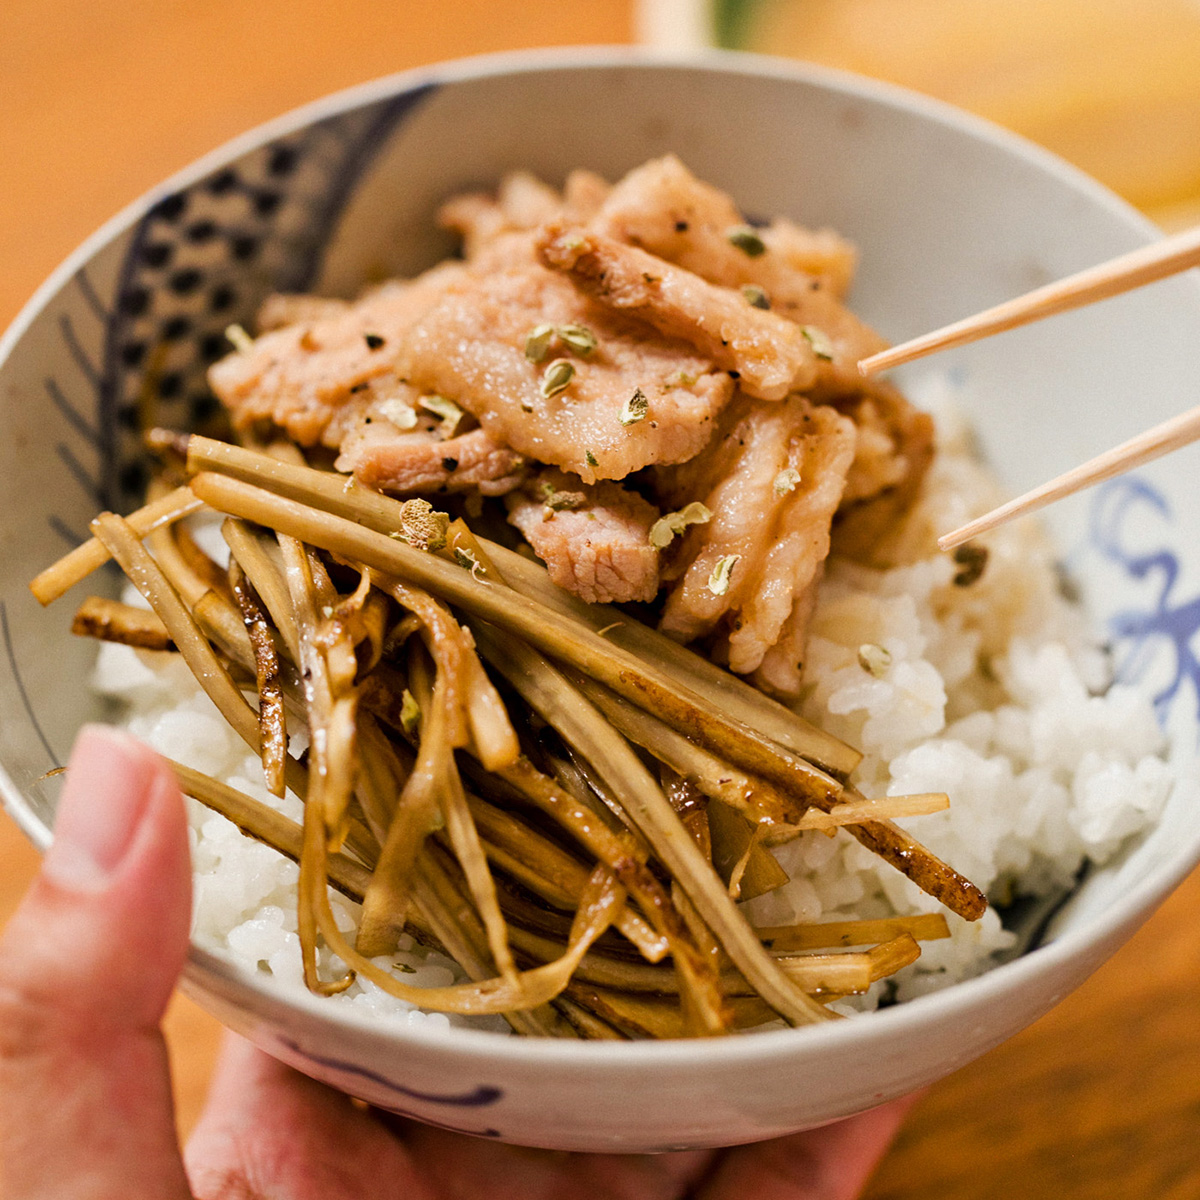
[4,44,1199,1069]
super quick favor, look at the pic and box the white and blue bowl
[2,50,1199,1151]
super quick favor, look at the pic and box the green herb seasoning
[667,369,699,388]
[620,388,649,426]
[453,546,485,579]
[558,323,598,356]
[418,394,465,438]
[524,323,555,363]
[800,326,834,361]
[953,543,989,587]
[648,501,712,549]
[726,225,766,257]
[224,324,254,353]
[585,449,598,468]
[773,467,801,496]
[399,689,421,735]
[707,554,740,595]
[857,643,892,678]
[741,284,770,309]
[540,359,576,399]
[544,490,587,512]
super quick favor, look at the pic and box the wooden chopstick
[860,224,1200,377]
[938,401,1200,551]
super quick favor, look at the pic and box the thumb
[0,725,193,1200]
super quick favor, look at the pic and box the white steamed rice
[92,381,1176,1030]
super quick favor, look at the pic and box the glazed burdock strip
[564,986,780,1040]
[471,631,734,1035]
[276,536,359,995]
[355,579,519,987]
[413,843,576,1039]
[352,605,453,954]
[484,758,674,961]
[189,749,635,1018]
[70,595,173,651]
[277,539,359,841]
[221,519,302,662]
[464,790,665,960]
[511,924,922,997]
[187,469,844,811]
[781,792,950,833]
[89,512,307,805]
[181,435,857,779]
[553,995,627,1040]
[755,913,952,953]
[30,484,202,606]
[571,674,811,827]
[840,789,986,921]
[228,560,287,798]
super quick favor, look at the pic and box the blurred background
[1,2,1197,1197]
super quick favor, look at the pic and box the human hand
[0,726,919,1199]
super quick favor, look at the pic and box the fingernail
[43,726,161,891]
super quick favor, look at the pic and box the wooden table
[1,3,1197,1196]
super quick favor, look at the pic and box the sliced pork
[505,469,661,604]
[335,391,527,497]
[400,232,734,484]
[656,395,856,691]
[208,265,465,447]
[538,225,818,401]
[438,171,564,260]
[589,155,887,395]
[831,382,935,564]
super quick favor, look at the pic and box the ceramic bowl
[2,49,1199,1153]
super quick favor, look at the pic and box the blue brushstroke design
[48,515,85,549]
[74,267,109,325]
[45,378,100,447]
[1,602,60,766]
[55,441,102,504]
[276,1036,502,1132]
[58,313,102,390]
[1089,476,1200,722]
[278,85,436,294]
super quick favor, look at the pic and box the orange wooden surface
[1,3,1198,1196]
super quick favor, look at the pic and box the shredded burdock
[39,435,985,1037]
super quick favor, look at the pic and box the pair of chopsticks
[855,224,1200,551]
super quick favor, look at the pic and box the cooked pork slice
[747,575,823,698]
[255,293,352,332]
[208,264,465,446]
[762,219,857,300]
[832,382,935,564]
[439,171,564,259]
[657,396,856,685]
[538,225,817,401]
[563,169,612,221]
[505,469,661,604]
[335,393,527,497]
[437,192,509,259]
[400,233,734,483]
[592,155,839,290]
[590,156,886,393]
